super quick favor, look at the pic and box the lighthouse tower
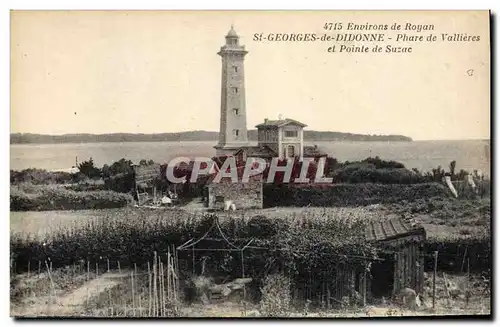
[214,26,250,156]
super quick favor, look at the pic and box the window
[232,87,239,94]
[233,66,238,73]
[233,108,239,115]
[287,145,295,158]
[233,129,239,137]
[285,130,298,138]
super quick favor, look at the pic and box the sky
[10,10,490,140]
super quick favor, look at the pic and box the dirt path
[12,272,128,317]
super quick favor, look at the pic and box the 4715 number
[323,22,342,31]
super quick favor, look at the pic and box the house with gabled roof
[233,118,327,164]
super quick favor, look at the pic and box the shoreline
[9,138,490,146]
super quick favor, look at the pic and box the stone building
[255,118,307,159]
[234,118,327,163]
[214,26,250,156]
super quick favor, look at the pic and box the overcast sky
[11,10,490,140]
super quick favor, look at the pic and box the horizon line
[9,130,491,142]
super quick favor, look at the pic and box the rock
[229,278,252,286]
[209,284,232,297]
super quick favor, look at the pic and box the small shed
[132,163,162,206]
[205,167,264,210]
[365,218,426,298]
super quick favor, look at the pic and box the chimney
[264,118,268,124]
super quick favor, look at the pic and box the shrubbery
[331,167,427,184]
[386,196,491,224]
[64,182,107,192]
[103,173,135,193]
[10,169,82,185]
[424,234,491,273]
[10,186,133,211]
[260,274,292,317]
[10,211,373,282]
[263,183,448,207]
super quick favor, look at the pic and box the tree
[139,159,155,166]
[449,160,457,179]
[324,156,339,177]
[77,157,101,179]
[108,158,134,176]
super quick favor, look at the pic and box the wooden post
[86,261,90,303]
[38,261,41,274]
[432,251,438,309]
[363,263,367,307]
[45,260,57,302]
[241,250,246,315]
[327,285,331,309]
[161,260,166,316]
[131,270,136,316]
[465,258,470,307]
[393,253,398,295]
[117,261,121,274]
[147,261,152,317]
[158,260,163,317]
[167,250,171,301]
[108,287,113,317]
[175,246,180,301]
[96,262,100,295]
[443,272,451,306]
[153,251,158,316]
[27,260,31,278]
[192,246,195,274]
[461,246,468,273]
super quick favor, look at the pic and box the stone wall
[207,180,263,209]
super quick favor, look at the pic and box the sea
[10,140,490,176]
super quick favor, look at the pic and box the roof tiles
[365,217,426,243]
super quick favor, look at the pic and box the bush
[332,167,427,184]
[360,156,405,169]
[424,233,491,273]
[64,182,107,192]
[102,158,134,178]
[260,274,292,317]
[263,183,448,207]
[10,211,374,279]
[103,173,135,193]
[10,169,78,185]
[77,158,101,179]
[10,186,133,211]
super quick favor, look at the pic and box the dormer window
[285,130,298,138]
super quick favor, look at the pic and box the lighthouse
[214,25,250,156]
